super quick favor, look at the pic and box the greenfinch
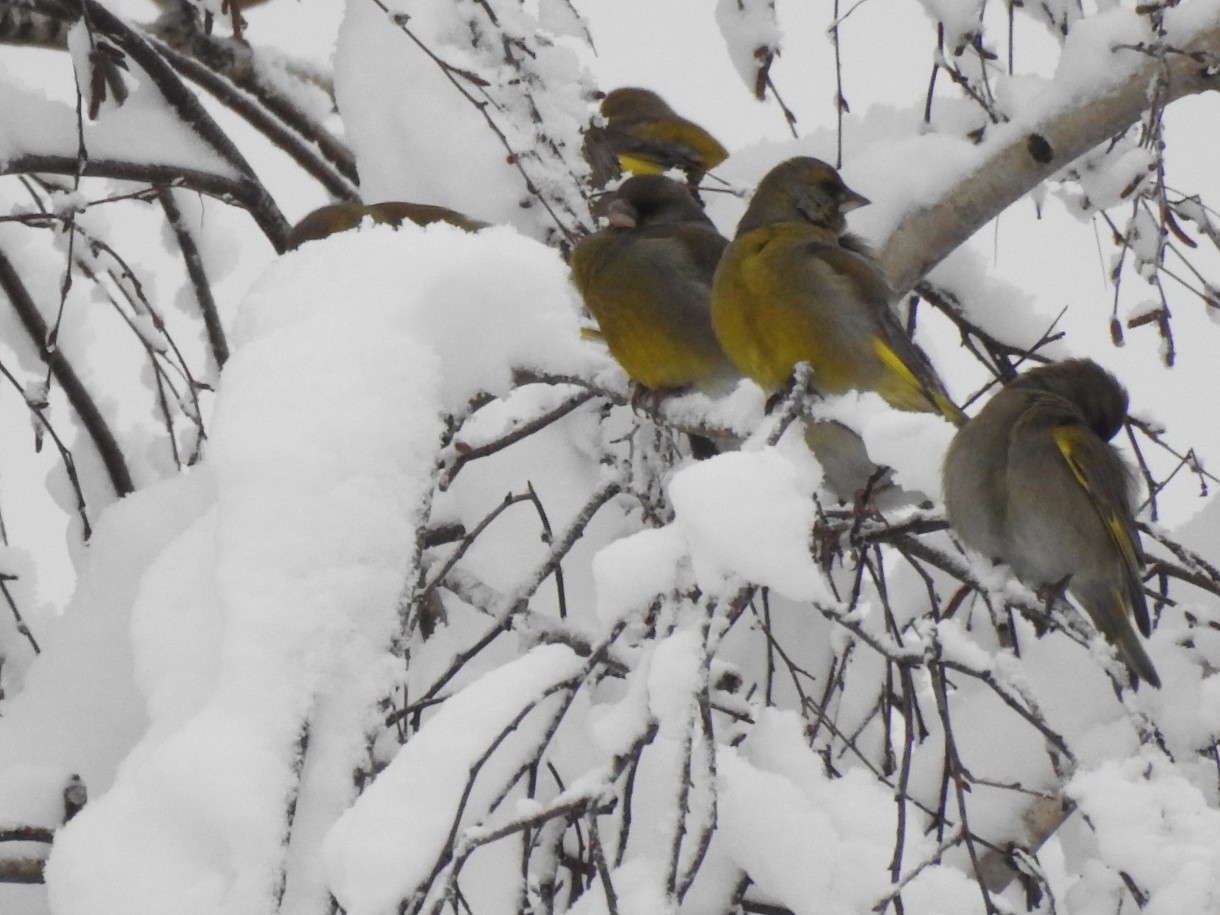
[711,157,965,425]
[942,359,1159,687]
[571,175,898,496]
[285,201,486,250]
[570,175,735,391]
[584,88,730,188]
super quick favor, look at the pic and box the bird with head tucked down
[584,88,730,189]
[942,358,1160,688]
[285,201,486,251]
[570,175,736,392]
[711,156,964,425]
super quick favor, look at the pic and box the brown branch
[0,1,72,48]
[0,857,45,884]
[0,575,40,655]
[0,245,133,499]
[3,154,289,249]
[416,490,535,608]
[0,826,54,843]
[78,0,255,178]
[369,0,587,242]
[932,666,999,914]
[0,1,358,197]
[149,34,360,199]
[158,186,229,368]
[441,388,597,490]
[0,353,93,536]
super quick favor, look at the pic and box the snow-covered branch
[881,21,1220,294]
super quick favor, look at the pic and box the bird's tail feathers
[1079,585,1162,689]
[1108,586,1162,688]
[871,338,966,425]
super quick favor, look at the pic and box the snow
[333,0,595,241]
[716,710,903,915]
[914,0,984,50]
[24,219,598,914]
[0,472,215,797]
[1067,754,1220,915]
[586,653,653,761]
[0,24,234,176]
[324,643,586,915]
[592,526,687,625]
[1,0,1220,913]
[647,629,704,739]
[1063,143,1157,218]
[715,0,784,96]
[808,391,956,499]
[669,446,833,603]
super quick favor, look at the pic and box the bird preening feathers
[943,359,1160,688]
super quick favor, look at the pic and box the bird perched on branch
[942,358,1160,688]
[584,87,729,189]
[285,201,486,250]
[570,175,735,392]
[572,174,898,496]
[711,156,964,425]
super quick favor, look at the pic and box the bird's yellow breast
[712,225,863,393]
[572,235,726,390]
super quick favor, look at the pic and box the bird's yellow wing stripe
[871,338,965,424]
[1052,424,1142,580]
[616,153,666,175]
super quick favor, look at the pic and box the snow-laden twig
[440,388,597,490]
[881,23,1220,294]
[0,245,131,503]
[158,187,227,370]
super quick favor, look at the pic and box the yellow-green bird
[943,359,1159,688]
[570,175,735,391]
[572,174,896,494]
[285,201,486,251]
[711,156,964,424]
[584,88,730,189]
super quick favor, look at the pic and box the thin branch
[441,388,597,490]
[78,0,256,178]
[0,245,133,500]
[0,575,40,655]
[0,826,54,843]
[0,857,45,884]
[150,35,360,199]
[3,155,289,248]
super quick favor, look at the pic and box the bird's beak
[605,199,638,228]
[839,187,871,213]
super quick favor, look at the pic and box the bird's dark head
[600,87,674,124]
[609,175,712,229]
[737,156,871,236]
[1012,358,1129,440]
